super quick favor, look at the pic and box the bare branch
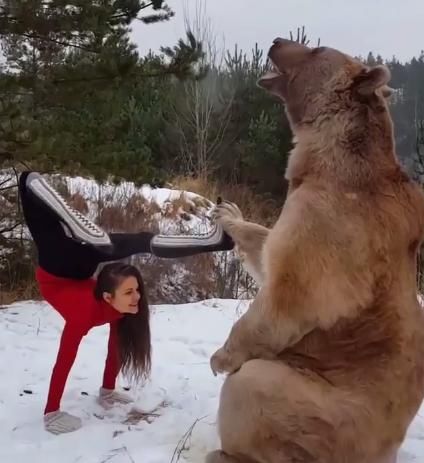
[0,221,22,235]
[0,184,17,192]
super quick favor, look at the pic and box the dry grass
[171,175,280,227]
[0,278,40,306]
[68,192,89,215]
[98,196,161,234]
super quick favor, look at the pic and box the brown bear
[206,38,424,463]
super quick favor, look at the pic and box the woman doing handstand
[18,171,233,435]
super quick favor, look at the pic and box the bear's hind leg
[213,359,344,463]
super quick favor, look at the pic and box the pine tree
[0,0,205,171]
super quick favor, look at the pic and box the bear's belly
[278,306,406,386]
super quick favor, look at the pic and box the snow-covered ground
[0,299,246,463]
[1,299,424,462]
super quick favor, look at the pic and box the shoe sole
[151,223,224,248]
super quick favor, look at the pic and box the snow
[66,176,213,210]
[1,299,424,462]
[63,175,215,235]
[0,299,247,462]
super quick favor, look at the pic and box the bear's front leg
[210,289,283,376]
[210,344,246,376]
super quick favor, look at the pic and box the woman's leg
[103,226,234,261]
[149,223,234,258]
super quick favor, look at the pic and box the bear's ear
[353,65,391,96]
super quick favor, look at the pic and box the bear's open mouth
[260,58,282,80]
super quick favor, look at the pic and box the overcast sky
[131,0,422,63]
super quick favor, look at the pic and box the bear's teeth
[261,70,281,80]
[270,59,281,74]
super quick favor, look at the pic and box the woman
[18,171,233,435]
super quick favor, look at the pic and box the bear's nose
[273,37,292,47]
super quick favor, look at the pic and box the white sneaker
[97,387,134,409]
[151,223,223,248]
[26,172,112,247]
[44,410,82,435]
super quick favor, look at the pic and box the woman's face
[103,275,141,314]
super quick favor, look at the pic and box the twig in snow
[122,410,160,425]
[99,452,117,463]
[123,446,135,463]
[100,447,126,463]
[170,415,208,463]
[123,400,167,425]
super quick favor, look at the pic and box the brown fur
[207,38,424,463]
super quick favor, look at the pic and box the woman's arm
[102,322,120,390]
[44,323,86,414]
[98,322,134,408]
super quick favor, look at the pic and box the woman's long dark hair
[94,262,151,383]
